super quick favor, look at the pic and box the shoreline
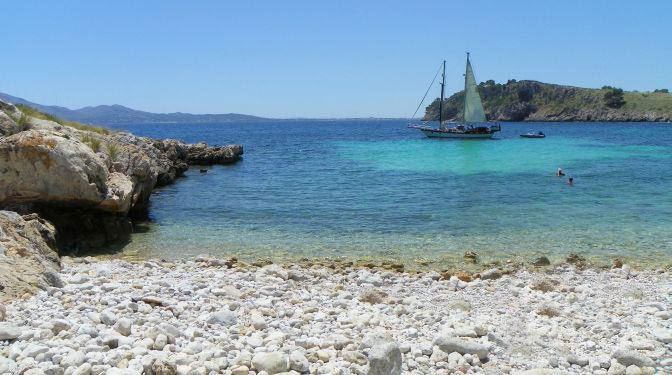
[100,248,672,276]
[1,256,670,374]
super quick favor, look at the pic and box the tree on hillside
[518,86,534,102]
[654,88,669,93]
[603,88,626,109]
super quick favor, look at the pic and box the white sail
[463,56,486,123]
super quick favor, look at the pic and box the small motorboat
[520,131,545,138]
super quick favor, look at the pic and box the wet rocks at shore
[0,258,669,374]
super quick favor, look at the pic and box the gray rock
[207,310,237,326]
[251,352,289,374]
[612,349,655,367]
[567,354,589,366]
[51,319,72,334]
[100,310,117,326]
[360,331,394,349]
[608,359,627,375]
[114,318,133,336]
[434,336,489,360]
[289,351,309,373]
[61,350,86,368]
[651,327,671,343]
[151,359,177,375]
[102,334,119,349]
[343,350,368,366]
[481,268,502,280]
[22,343,49,358]
[367,342,402,375]
[0,322,22,341]
[533,256,551,266]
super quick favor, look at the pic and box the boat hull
[419,128,495,139]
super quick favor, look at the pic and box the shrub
[603,88,626,109]
[518,86,534,102]
[653,88,669,93]
[16,113,32,131]
[106,142,120,161]
[537,304,562,317]
[531,278,560,293]
[89,138,101,152]
[81,135,101,152]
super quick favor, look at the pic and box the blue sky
[2,1,671,118]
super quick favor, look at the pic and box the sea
[106,120,672,269]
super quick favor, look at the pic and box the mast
[463,52,469,124]
[439,60,446,130]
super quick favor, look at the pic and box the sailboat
[409,53,501,139]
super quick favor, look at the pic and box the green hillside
[423,80,672,122]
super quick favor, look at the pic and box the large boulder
[0,211,61,301]
[0,129,116,209]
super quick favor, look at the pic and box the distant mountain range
[0,92,267,124]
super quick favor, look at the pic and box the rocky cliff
[0,99,243,299]
[424,80,672,122]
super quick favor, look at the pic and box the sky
[2,1,671,118]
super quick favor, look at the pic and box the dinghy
[520,132,545,138]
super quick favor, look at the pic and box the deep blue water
[107,120,672,267]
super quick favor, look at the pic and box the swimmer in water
[557,168,565,177]
[568,177,574,185]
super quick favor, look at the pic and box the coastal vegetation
[424,80,672,122]
[15,104,110,135]
[81,134,102,152]
[16,113,32,131]
[106,141,120,161]
[602,87,626,109]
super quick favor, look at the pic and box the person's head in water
[568,177,574,185]
[557,168,565,177]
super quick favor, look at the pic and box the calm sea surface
[107,120,672,268]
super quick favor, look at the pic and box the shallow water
[107,120,672,267]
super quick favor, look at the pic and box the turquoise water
[108,121,672,267]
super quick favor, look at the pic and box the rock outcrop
[183,143,244,165]
[0,99,243,254]
[0,210,62,301]
[0,129,115,209]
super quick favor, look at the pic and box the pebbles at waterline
[1,257,670,374]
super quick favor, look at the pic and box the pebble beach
[1,257,670,375]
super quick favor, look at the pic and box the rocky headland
[0,99,243,300]
[0,257,670,374]
[424,80,672,122]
